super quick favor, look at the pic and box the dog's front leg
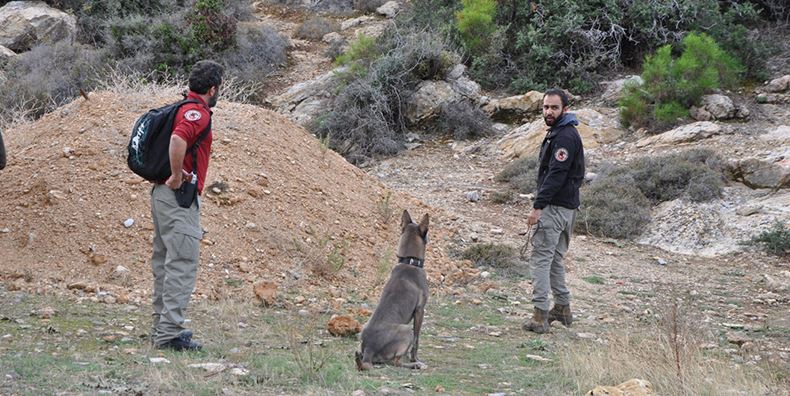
[410,306,425,362]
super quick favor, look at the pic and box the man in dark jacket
[523,88,585,334]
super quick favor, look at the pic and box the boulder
[482,91,544,123]
[268,68,340,126]
[636,121,721,147]
[450,76,481,100]
[341,15,375,30]
[765,74,790,93]
[728,148,790,189]
[404,80,460,125]
[600,75,643,105]
[498,109,623,158]
[375,1,400,18]
[0,1,77,52]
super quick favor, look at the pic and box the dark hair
[188,60,224,94]
[543,88,569,108]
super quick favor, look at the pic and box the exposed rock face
[689,94,749,121]
[376,1,400,18]
[268,69,340,126]
[600,75,643,105]
[482,91,544,123]
[638,187,790,256]
[0,1,77,52]
[760,125,790,143]
[727,148,790,189]
[636,121,721,147]
[498,109,623,158]
[405,80,460,125]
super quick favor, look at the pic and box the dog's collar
[398,256,424,268]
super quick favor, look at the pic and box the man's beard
[544,112,563,126]
[208,91,219,107]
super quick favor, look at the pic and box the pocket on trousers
[174,224,203,240]
[531,222,545,248]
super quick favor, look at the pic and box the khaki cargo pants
[150,184,202,346]
[529,205,576,311]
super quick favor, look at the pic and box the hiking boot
[522,308,550,334]
[157,330,201,351]
[548,304,573,327]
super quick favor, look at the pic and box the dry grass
[558,298,785,395]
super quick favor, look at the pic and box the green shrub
[576,174,652,239]
[334,34,378,67]
[295,17,340,41]
[620,33,743,130]
[495,157,538,194]
[455,0,497,56]
[188,0,237,52]
[750,222,790,256]
[438,100,495,140]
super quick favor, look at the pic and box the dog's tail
[355,350,372,371]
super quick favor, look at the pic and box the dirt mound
[0,92,465,303]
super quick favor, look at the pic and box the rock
[376,1,400,18]
[46,190,65,203]
[188,362,226,373]
[0,13,35,52]
[0,1,77,51]
[482,91,544,123]
[149,357,170,364]
[728,148,790,189]
[636,121,721,147]
[113,265,129,277]
[341,15,375,31]
[38,306,55,319]
[322,32,344,44]
[252,280,278,306]
[465,191,481,202]
[757,93,790,104]
[765,75,790,93]
[351,390,366,396]
[655,257,667,266]
[90,254,107,266]
[760,125,790,143]
[326,314,361,337]
[586,379,653,396]
[123,218,134,228]
[726,331,749,346]
[764,272,790,293]
[689,105,713,121]
[699,94,737,120]
[600,75,643,105]
[451,76,481,100]
[524,354,552,362]
[0,45,15,66]
[735,205,762,216]
[405,80,460,125]
[499,109,623,158]
[268,68,340,126]
[446,64,465,80]
[67,282,88,290]
[230,367,249,376]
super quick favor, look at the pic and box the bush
[295,17,340,41]
[0,42,108,119]
[750,222,790,256]
[495,156,539,194]
[455,0,497,57]
[313,28,455,164]
[438,100,495,140]
[461,243,527,277]
[224,24,288,92]
[490,190,514,204]
[620,33,743,130]
[576,174,652,239]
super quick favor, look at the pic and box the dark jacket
[533,113,585,210]
[0,131,6,170]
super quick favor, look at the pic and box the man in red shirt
[150,60,223,351]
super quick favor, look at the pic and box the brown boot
[523,308,550,334]
[548,304,573,327]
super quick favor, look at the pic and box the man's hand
[165,170,190,190]
[527,208,542,226]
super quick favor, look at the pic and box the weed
[376,247,395,285]
[749,222,790,256]
[582,275,605,285]
[375,191,395,224]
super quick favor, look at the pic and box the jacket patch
[184,110,202,122]
[554,147,569,162]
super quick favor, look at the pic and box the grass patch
[582,275,605,285]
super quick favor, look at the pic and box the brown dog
[356,210,429,370]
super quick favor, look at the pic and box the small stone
[736,205,762,216]
[577,332,596,339]
[114,265,129,276]
[490,228,504,235]
[525,354,552,362]
[655,257,667,266]
[435,385,445,393]
[149,357,170,364]
[123,218,134,228]
[294,295,306,304]
[230,367,249,376]
[351,391,366,396]
[472,299,482,305]
[38,307,56,319]
[90,254,107,266]
[465,191,481,202]
[480,271,490,279]
[726,331,749,346]
[245,222,257,229]
[298,309,309,316]
[0,228,9,233]
[253,280,278,306]
[189,363,226,372]
[327,314,362,337]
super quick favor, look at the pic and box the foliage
[495,156,539,194]
[438,100,495,140]
[619,33,743,130]
[455,0,497,57]
[576,173,653,239]
[295,16,340,41]
[461,243,519,269]
[750,222,790,256]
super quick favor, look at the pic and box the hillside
[0,91,468,305]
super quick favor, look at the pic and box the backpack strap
[188,119,211,177]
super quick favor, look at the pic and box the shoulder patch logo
[184,110,202,122]
[554,147,569,162]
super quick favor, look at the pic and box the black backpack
[127,98,210,181]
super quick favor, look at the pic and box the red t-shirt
[172,91,212,194]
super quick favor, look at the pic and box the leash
[519,224,533,260]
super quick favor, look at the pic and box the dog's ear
[401,210,412,231]
[418,213,429,236]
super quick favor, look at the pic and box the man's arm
[165,135,188,189]
[0,131,6,170]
